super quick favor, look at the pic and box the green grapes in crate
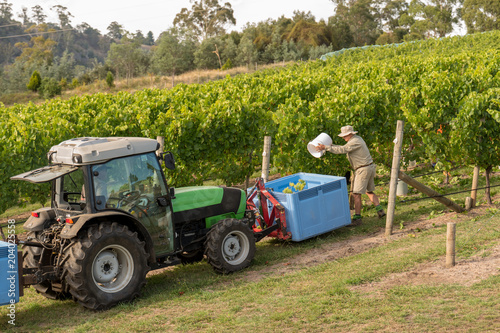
[283,179,306,193]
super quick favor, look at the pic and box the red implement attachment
[246,178,291,241]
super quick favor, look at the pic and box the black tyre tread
[64,222,150,310]
[22,232,70,300]
[204,218,255,274]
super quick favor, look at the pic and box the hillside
[2,0,495,108]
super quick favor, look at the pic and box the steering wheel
[135,195,150,207]
[104,190,140,208]
[120,190,140,199]
[117,191,143,207]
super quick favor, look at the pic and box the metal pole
[261,136,271,182]
[446,223,456,268]
[386,120,404,237]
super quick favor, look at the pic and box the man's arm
[317,139,362,154]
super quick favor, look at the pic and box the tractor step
[155,257,182,269]
[51,282,64,293]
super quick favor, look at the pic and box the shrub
[39,78,62,99]
[221,58,233,70]
[60,78,68,89]
[106,71,115,88]
[78,73,93,85]
[27,70,42,92]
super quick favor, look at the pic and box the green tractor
[13,137,274,310]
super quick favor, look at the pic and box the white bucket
[307,133,333,158]
[397,179,408,196]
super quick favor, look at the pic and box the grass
[0,166,498,332]
[1,208,497,332]
[0,203,42,220]
[0,63,291,107]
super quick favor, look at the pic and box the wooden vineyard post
[465,197,473,210]
[156,136,164,157]
[386,120,404,238]
[446,223,456,268]
[349,174,355,210]
[245,152,254,190]
[261,136,272,183]
[485,166,493,205]
[398,171,465,213]
[471,166,480,207]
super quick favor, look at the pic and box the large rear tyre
[205,219,255,274]
[23,231,70,300]
[64,222,150,310]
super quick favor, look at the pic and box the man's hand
[316,144,325,151]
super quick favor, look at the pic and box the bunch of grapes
[282,179,306,194]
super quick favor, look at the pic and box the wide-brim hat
[338,125,357,137]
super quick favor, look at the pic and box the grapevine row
[1,31,500,213]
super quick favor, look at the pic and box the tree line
[0,0,498,100]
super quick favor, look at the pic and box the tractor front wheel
[205,219,255,274]
[64,222,149,310]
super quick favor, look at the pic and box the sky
[10,0,337,39]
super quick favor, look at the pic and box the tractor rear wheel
[64,222,149,310]
[205,219,255,274]
[23,231,70,300]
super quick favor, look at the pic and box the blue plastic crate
[0,241,19,306]
[264,173,351,241]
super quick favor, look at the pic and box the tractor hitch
[246,178,291,241]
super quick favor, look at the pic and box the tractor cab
[12,137,177,254]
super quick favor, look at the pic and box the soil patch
[350,243,500,295]
[0,212,30,224]
[147,202,499,287]
[238,202,499,286]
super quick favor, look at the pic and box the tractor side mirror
[164,151,175,170]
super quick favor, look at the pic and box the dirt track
[5,189,499,289]
[239,202,500,287]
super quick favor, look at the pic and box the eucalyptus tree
[152,27,196,76]
[461,0,500,33]
[329,0,381,46]
[408,0,459,38]
[173,0,236,41]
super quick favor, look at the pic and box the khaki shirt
[325,135,373,170]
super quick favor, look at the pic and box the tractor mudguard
[23,207,56,232]
[60,211,156,263]
[172,187,246,225]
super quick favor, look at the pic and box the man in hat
[316,125,385,226]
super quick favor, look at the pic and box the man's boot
[377,208,386,218]
[348,214,362,227]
